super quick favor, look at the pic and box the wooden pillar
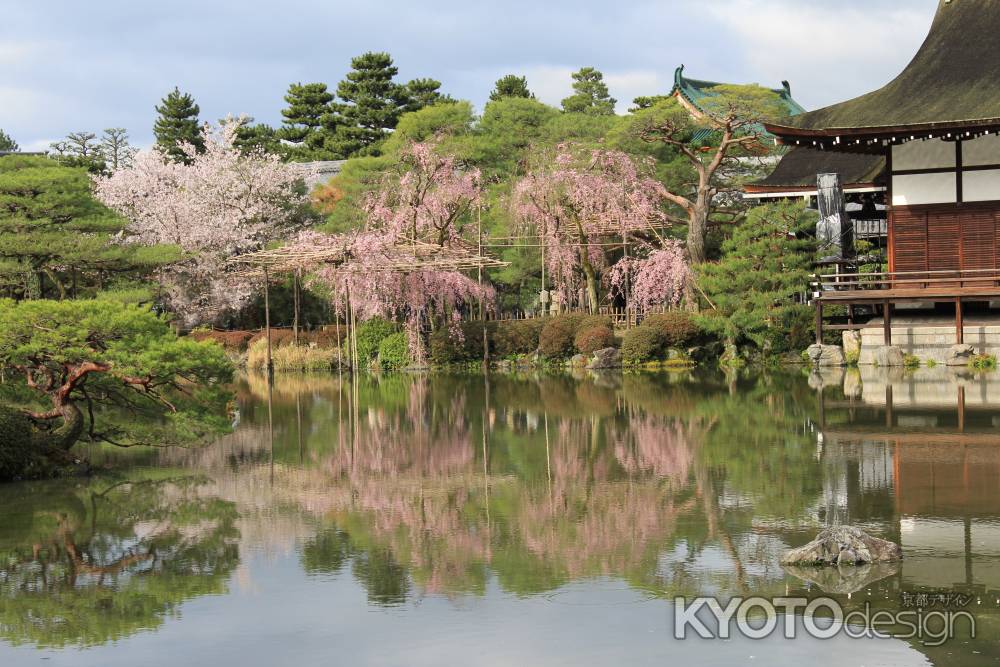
[883,299,892,346]
[955,297,964,344]
[263,267,273,377]
[815,300,824,345]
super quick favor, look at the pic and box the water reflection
[0,475,239,648]
[1,368,999,665]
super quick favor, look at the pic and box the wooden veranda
[811,268,1000,345]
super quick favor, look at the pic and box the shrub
[0,404,36,482]
[640,312,701,348]
[493,319,545,357]
[539,317,577,358]
[356,318,399,363]
[378,332,410,371]
[971,354,998,371]
[574,325,615,355]
[621,326,665,364]
[247,327,348,350]
[429,322,485,365]
[576,314,612,332]
[903,354,921,369]
[190,329,255,353]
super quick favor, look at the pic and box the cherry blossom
[93,116,309,327]
[512,144,669,312]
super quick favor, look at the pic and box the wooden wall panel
[890,202,1000,276]
[892,208,928,273]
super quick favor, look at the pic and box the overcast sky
[2,0,940,151]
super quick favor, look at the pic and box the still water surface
[2,368,999,666]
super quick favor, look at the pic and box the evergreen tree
[0,155,177,300]
[401,78,450,114]
[49,132,106,173]
[99,128,137,171]
[696,201,817,351]
[629,95,671,112]
[154,87,204,162]
[279,82,336,156]
[233,118,283,156]
[561,67,617,115]
[489,75,534,102]
[331,52,410,156]
[0,129,17,152]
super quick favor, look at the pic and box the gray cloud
[1,0,939,150]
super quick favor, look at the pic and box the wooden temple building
[764,0,1000,351]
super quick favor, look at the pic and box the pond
[1,368,999,666]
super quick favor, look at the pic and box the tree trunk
[687,197,709,265]
[578,246,599,314]
[45,400,85,451]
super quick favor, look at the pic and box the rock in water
[780,526,902,566]
[806,344,845,367]
[946,343,976,366]
[587,347,622,369]
[873,345,904,368]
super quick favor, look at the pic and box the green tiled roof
[772,0,1000,134]
[670,65,807,140]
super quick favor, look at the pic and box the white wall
[892,138,955,170]
[892,172,957,205]
[963,169,1000,202]
[962,133,1000,166]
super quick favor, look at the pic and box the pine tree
[561,67,616,115]
[154,87,204,162]
[279,82,335,153]
[489,75,534,102]
[232,117,283,156]
[696,201,817,351]
[0,129,17,153]
[331,52,410,156]
[401,78,450,114]
[0,155,178,300]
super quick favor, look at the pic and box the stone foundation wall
[858,324,1000,364]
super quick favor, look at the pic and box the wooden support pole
[883,300,892,346]
[264,267,273,377]
[815,300,824,345]
[293,269,300,345]
[956,297,964,344]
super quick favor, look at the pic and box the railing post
[814,300,823,345]
[883,299,892,346]
[956,297,964,344]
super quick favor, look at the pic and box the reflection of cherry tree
[609,414,710,484]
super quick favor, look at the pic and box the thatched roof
[767,0,1000,140]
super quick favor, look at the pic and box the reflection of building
[811,368,1000,592]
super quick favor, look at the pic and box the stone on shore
[780,526,902,566]
[842,330,862,364]
[587,347,622,369]
[873,345,905,367]
[946,343,976,366]
[806,344,845,367]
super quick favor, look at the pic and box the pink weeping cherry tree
[284,139,494,363]
[512,144,682,314]
[93,116,309,327]
[366,139,482,245]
